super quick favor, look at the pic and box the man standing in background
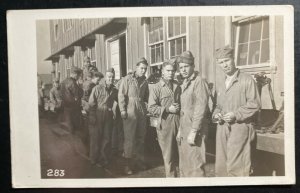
[60,67,83,134]
[118,57,149,175]
[88,68,118,166]
[212,45,260,177]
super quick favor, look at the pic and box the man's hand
[121,111,128,119]
[176,129,182,144]
[223,112,236,123]
[168,103,180,114]
[213,113,223,123]
[187,129,198,146]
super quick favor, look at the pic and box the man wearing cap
[212,45,260,176]
[118,57,149,174]
[88,68,118,166]
[148,59,181,177]
[82,56,98,81]
[49,78,62,114]
[176,50,209,177]
[60,67,83,134]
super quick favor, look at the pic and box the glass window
[149,17,164,65]
[235,17,270,67]
[168,17,187,58]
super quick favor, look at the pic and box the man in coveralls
[118,57,149,175]
[81,71,104,146]
[60,67,83,134]
[176,51,209,177]
[148,59,181,177]
[88,68,118,166]
[212,45,260,176]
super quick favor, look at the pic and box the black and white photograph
[8,6,295,187]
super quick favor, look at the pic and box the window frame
[166,16,189,59]
[233,16,274,70]
[148,17,165,66]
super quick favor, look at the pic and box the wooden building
[46,16,283,110]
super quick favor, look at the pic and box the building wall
[48,16,284,110]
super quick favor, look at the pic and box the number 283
[47,169,65,177]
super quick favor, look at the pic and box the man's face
[216,57,236,76]
[179,62,194,79]
[84,59,91,66]
[162,64,175,81]
[136,63,148,77]
[105,72,115,86]
[92,77,101,85]
[53,82,59,88]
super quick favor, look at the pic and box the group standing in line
[42,45,261,177]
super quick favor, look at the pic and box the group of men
[47,45,261,177]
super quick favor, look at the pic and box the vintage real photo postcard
[7,5,295,188]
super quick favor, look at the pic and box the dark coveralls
[212,70,260,177]
[148,79,181,177]
[118,72,149,162]
[179,71,209,177]
[88,82,118,164]
[60,77,83,133]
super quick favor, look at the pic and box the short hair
[162,59,177,71]
[93,71,104,79]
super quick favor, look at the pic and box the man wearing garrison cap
[176,51,210,177]
[82,56,98,81]
[212,45,260,176]
[88,68,118,166]
[148,59,181,177]
[118,57,149,174]
[60,66,83,134]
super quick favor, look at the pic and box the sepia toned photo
[8,6,295,187]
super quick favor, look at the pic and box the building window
[89,46,97,67]
[148,17,164,65]
[234,16,270,67]
[65,56,72,78]
[167,17,187,58]
[63,19,73,32]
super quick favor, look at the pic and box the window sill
[237,64,277,74]
[150,62,163,67]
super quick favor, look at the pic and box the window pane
[151,47,155,64]
[260,39,270,63]
[250,19,262,42]
[159,27,163,41]
[262,18,269,39]
[174,17,180,36]
[161,45,164,62]
[248,41,260,65]
[181,17,186,34]
[168,17,174,37]
[237,43,248,66]
[155,29,159,42]
[170,40,175,57]
[149,31,153,44]
[156,45,161,63]
[183,37,186,52]
[176,38,182,56]
[239,23,249,43]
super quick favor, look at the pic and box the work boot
[124,158,133,175]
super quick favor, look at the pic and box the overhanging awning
[45,18,127,61]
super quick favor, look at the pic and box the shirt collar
[225,69,239,81]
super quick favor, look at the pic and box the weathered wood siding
[126,18,146,72]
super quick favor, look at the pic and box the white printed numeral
[47,169,65,177]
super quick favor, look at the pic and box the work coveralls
[81,79,96,146]
[60,77,83,134]
[212,70,260,177]
[118,72,149,162]
[82,64,98,81]
[88,82,118,164]
[148,79,181,177]
[179,71,209,177]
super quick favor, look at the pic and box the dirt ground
[39,115,215,179]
